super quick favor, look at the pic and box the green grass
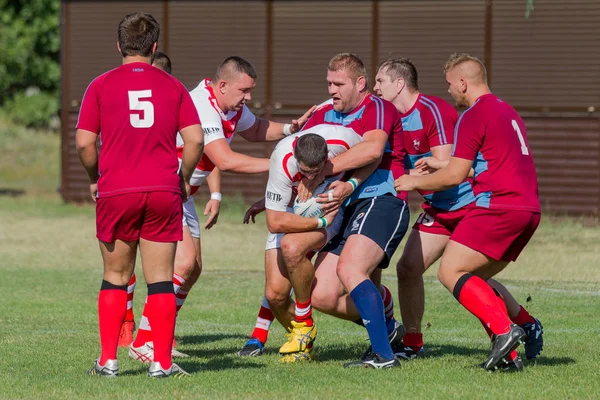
[1,121,599,398]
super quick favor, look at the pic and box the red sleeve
[428,103,458,147]
[301,110,321,131]
[76,78,101,134]
[178,82,201,131]
[452,112,481,161]
[360,97,398,136]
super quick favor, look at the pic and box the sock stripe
[453,273,474,300]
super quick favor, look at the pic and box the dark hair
[214,56,257,81]
[378,58,419,91]
[294,134,328,168]
[117,12,160,58]
[151,51,171,74]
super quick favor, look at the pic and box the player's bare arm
[204,168,221,229]
[297,128,387,199]
[237,105,317,142]
[75,128,100,201]
[409,144,453,175]
[316,155,382,213]
[204,138,269,173]
[265,208,337,234]
[415,145,475,177]
[395,156,472,192]
[322,128,387,177]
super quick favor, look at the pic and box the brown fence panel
[166,0,267,102]
[379,0,486,105]
[525,114,600,214]
[492,0,600,111]
[271,1,373,109]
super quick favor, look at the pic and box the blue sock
[350,279,394,359]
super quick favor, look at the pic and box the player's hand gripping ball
[293,181,333,218]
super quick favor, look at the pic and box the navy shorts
[322,194,410,269]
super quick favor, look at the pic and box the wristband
[316,217,328,229]
[347,178,359,191]
[210,192,222,201]
[283,123,293,136]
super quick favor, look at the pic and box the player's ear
[356,75,367,92]
[460,78,467,93]
[151,42,158,54]
[218,79,228,94]
[116,41,121,55]
[396,77,405,94]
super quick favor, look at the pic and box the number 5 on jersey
[129,90,154,128]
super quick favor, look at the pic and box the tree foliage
[0,0,60,104]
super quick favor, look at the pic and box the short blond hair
[444,53,487,83]
[328,53,367,82]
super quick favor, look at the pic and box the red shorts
[96,191,183,243]
[450,207,541,262]
[412,202,472,236]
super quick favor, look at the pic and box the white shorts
[182,196,200,238]
[265,208,344,251]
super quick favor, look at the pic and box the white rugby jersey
[265,124,362,212]
[176,78,256,193]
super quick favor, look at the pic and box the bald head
[444,53,490,107]
[444,53,487,85]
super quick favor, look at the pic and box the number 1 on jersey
[128,90,154,128]
[511,119,529,155]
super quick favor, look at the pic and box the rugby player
[374,57,543,362]
[395,53,542,371]
[76,12,203,378]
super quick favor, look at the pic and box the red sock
[380,284,395,321]
[98,281,128,365]
[295,299,313,327]
[132,298,152,347]
[251,297,274,344]
[453,274,512,335]
[511,305,535,326]
[146,282,176,370]
[403,333,423,349]
[125,274,136,321]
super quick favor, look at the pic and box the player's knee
[174,255,196,278]
[335,262,352,286]
[280,236,305,267]
[265,286,290,310]
[311,287,337,314]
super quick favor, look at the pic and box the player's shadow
[0,188,24,197]
[315,342,373,362]
[178,333,246,345]
[423,343,490,358]
[526,356,575,367]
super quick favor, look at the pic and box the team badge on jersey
[413,138,421,150]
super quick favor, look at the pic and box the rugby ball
[293,181,331,218]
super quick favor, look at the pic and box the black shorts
[322,194,410,269]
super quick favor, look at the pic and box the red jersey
[77,62,200,198]
[452,94,540,212]
[303,95,406,202]
[402,94,475,211]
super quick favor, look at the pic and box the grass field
[1,121,599,399]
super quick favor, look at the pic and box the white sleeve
[235,105,257,132]
[265,154,293,212]
[191,95,226,146]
